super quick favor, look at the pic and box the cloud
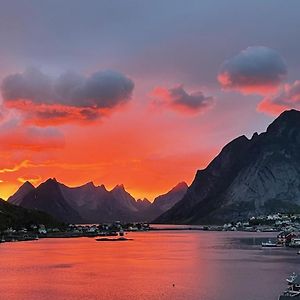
[1,68,134,125]
[257,80,300,115]
[0,160,32,173]
[0,117,65,151]
[17,176,41,185]
[151,85,214,115]
[218,46,287,95]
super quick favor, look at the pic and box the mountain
[136,198,152,210]
[60,183,146,223]
[59,182,114,222]
[141,182,188,222]
[8,181,35,205]
[18,178,83,223]
[0,198,62,230]
[155,109,300,224]
[9,178,187,223]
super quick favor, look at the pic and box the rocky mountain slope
[155,109,300,224]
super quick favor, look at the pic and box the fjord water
[0,231,297,300]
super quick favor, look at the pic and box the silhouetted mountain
[17,178,83,223]
[60,182,144,223]
[9,179,188,223]
[155,109,300,224]
[141,182,188,222]
[8,181,35,205]
[136,198,151,210]
[0,198,62,230]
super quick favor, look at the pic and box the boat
[297,251,300,255]
[279,273,300,299]
[95,237,132,242]
[289,238,300,248]
[261,239,281,248]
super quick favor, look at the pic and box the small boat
[95,237,132,242]
[297,251,300,255]
[289,238,300,248]
[279,273,300,299]
[261,239,280,248]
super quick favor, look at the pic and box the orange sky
[0,77,286,201]
[1,2,299,201]
[0,91,221,201]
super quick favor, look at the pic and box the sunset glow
[0,1,300,201]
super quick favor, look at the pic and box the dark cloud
[2,68,134,108]
[35,109,70,120]
[218,46,287,95]
[258,80,300,115]
[1,68,134,125]
[152,85,214,114]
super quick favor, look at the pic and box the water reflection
[0,231,298,300]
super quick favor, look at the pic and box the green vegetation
[0,199,64,231]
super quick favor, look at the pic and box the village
[2,213,300,247]
[0,221,150,243]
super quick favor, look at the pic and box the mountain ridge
[155,109,300,224]
[8,179,187,223]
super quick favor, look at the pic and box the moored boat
[95,237,132,242]
[279,273,300,299]
[289,238,300,248]
[261,239,281,248]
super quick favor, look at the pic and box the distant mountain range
[8,179,188,223]
[155,109,300,224]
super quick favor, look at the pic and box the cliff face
[155,109,300,224]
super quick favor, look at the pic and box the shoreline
[0,226,281,244]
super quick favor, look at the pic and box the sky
[0,0,300,200]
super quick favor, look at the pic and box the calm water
[0,231,298,300]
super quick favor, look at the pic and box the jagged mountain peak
[22,181,35,189]
[137,198,151,203]
[112,184,126,191]
[44,178,59,185]
[172,182,188,192]
[266,109,300,137]
[85,181,95,187]
[78,181,97,190]
[8,181,35,205]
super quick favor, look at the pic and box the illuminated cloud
[218,46,287,95]
[152,85,214,115]
[0,117,65,151]
[17,176,41,185]
[258,80,300,115]
[1,68,134,125]
[0,160,32,174]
